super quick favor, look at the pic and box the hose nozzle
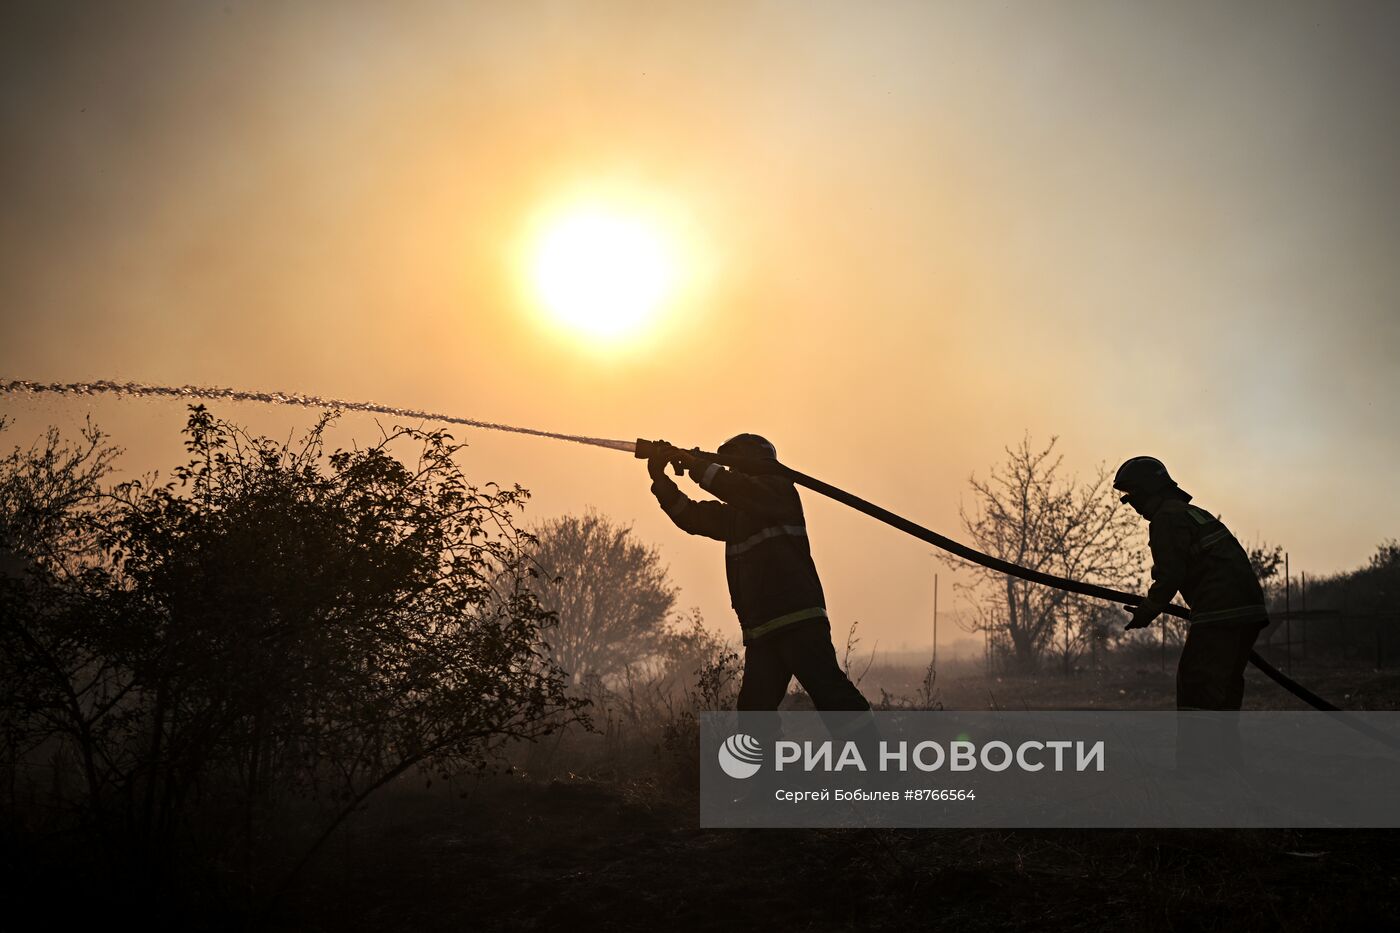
[635,438,687,476]
[634,438,663,461]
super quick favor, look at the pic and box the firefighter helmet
[1113,456,1178,501]
[718,433,777,460]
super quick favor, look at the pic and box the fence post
[1301,571,1307,661]
[1284,552,1291,675]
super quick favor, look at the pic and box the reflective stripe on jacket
[652,464,827,644]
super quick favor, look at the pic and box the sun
[529,207,676,341]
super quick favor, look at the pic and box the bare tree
[951,435,1144,674]
[530,511,677,683]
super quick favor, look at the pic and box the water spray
[4,378,1387,738]
[1,379,636,454]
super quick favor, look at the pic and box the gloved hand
[1122,603,1157,631]
[674,447,710,477]
[647,439,676,481]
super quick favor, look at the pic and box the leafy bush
[0,408,585,897]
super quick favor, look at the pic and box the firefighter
[1114,456,1268,711]
[645,434,869,712]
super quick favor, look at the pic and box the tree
[952,435,1145,674]
[1366,539,1400,606]
[0,407,584,896]
[529,510,677,683]
[1301,539,1400,616]
[0,417,123,823]
[1245,540,1285,608]
[1247,541,1284,585]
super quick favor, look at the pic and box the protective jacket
[1143,497,1267,625]
[651,462,827,644]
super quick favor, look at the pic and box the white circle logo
[718,733,763,779]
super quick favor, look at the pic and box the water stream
[0,379,636,454]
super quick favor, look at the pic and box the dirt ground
[276,665,1400,932]
[11,663,1395,930]
[282,776,1400,933]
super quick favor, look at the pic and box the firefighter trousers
[1176,619,1266,711]
[737,620,871,712]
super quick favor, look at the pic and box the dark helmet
[718,433,777,460]
[1113,456,1179,502]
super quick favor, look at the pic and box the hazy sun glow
[530,208,676,340]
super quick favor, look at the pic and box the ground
[8,663,1395,929]
[284,776,1399,932]
[275,665,1400,932]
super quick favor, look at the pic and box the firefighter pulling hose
[635,437,1400,752]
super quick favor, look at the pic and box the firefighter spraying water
[643,434,869,712]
